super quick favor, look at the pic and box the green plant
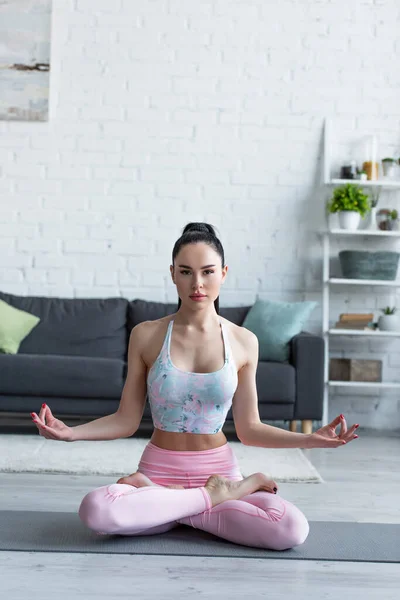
[326,183,370,218]
[382,157,396,163]
[380,306,397,315]
[381,209,399,221]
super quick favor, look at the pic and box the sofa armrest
[288,331,324,421]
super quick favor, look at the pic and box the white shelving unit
[319,119,400,425]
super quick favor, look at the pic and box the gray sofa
[0,291,324,433]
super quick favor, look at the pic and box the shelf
[328,381,400,388]
[328,329,400,336]
[328,277,400,286]
[321,118,400,426]
[321,229,400,237]
[327,179,400,188]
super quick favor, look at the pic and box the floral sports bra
[146,318,239,434]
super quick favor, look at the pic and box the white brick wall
[1,0,400,429]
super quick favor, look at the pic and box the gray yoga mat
[0,511,399,563]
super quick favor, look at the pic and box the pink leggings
[78,441,310,550]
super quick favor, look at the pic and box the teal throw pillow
[242,298,318,362]
[0,299,40,354]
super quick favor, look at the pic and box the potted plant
[356,167,368,181]
[378,306,400,331]
[377,208,399,231]
[382,157,397,178]
[326,183,370,230]
[388,209,399,231]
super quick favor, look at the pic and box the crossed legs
[177,490,309,550]
[78,472,309,550]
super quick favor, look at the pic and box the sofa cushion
[127,298,252,331]
[0,299,40,354]
[0,292,128,359]
[0,354,125,399]
[242,298,317,362]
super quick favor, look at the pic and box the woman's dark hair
[172,222,225,314]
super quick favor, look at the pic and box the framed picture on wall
[0,0,51,121]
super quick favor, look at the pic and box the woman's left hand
[308,414,359,449]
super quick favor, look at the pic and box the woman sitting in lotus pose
[31,222,358,549]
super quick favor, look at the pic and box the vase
[368,206,378,230]
[387,219,400,231]
[382,161,397,178]
[338,211,360,230]
[378,315,400,331]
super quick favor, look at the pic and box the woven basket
[339,250,400,280]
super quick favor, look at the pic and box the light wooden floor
[1,428,400,600]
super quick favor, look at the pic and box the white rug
[0,435,324,483]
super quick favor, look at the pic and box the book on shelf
[333,321,373,330]
[333,312,375,330]
[339,313,374,322]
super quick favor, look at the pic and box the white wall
[1,0,400,429]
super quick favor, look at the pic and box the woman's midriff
[150,428,228,451]
[137,437,243,488]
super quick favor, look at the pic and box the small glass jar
[362,135,379,180]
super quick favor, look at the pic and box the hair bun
[183,222,217,237]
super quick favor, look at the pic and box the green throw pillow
[242,298,318,362]
[0,299,40,354]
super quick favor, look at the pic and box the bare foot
[116,471,184,490]
[204,472,278,507]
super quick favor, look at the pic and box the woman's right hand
[31,404,75,442]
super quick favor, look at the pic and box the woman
[31,222,358,550]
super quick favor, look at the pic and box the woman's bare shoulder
[220,315,255,342]
[220,316,258,369]
[132,314,176,343]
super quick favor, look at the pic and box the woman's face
[170,242,227,306]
